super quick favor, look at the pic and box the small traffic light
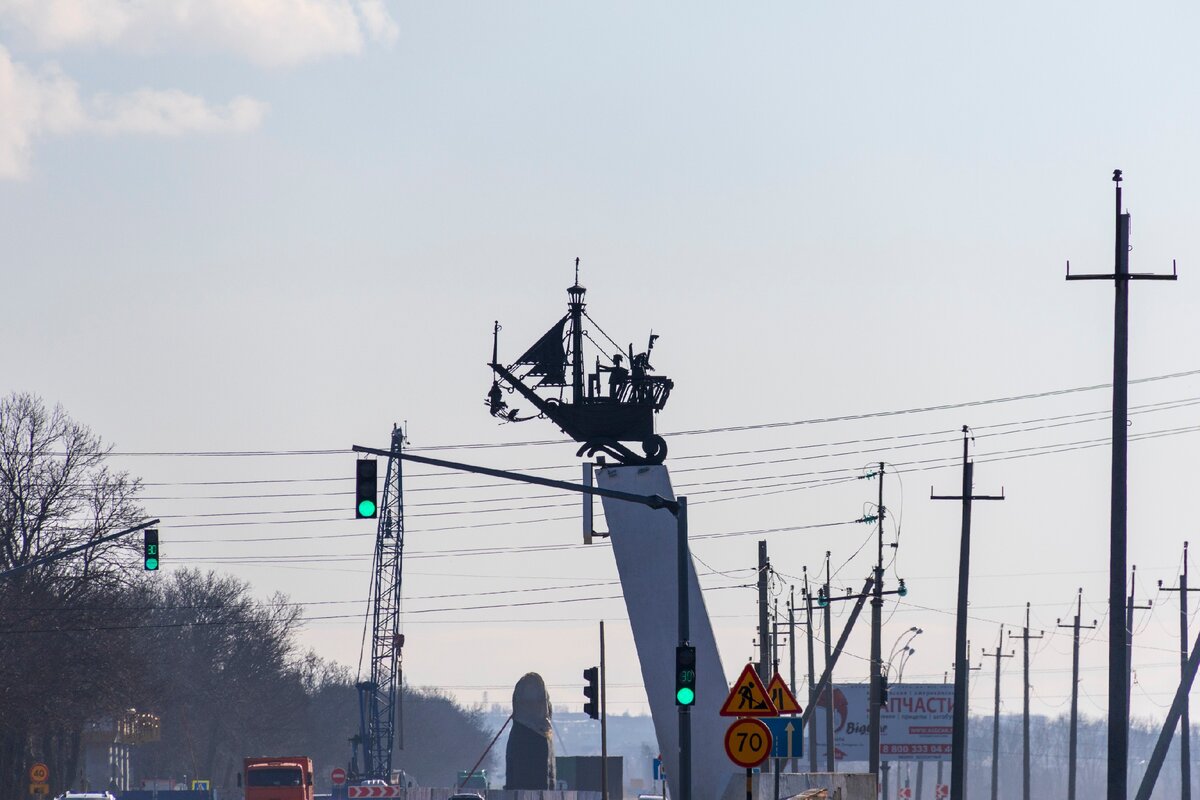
[583,666,599,720]
[877,674,890,706]
[675,645,696,706]
[356,459,378,519]
[143,529,159,570]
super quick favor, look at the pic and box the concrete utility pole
[1159,542,1198,800]
[932,426,1004,800]
[804,568,819,773]
[788,584,800,773]
[1126,565,1153,714]
[823,552,836,773]
[985,629,1014,800]
[1015,603,1043,800]
[870,463,886,780]
[759,541,770,682]
[951,643,980,800]
[1066,169,1177,800]
[1057,589,1097,800]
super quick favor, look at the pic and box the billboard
[806,683,953,762]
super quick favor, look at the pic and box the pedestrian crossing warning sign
[720,663,779,717]
[766,672,802,714]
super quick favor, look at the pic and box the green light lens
[145,558,159,571]
[358,499,377,517]
[676,687,695,705]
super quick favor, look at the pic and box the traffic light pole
[676,498,691,800]
[0,518,161,580]
[601,621,608,800]
[351,444,692,800]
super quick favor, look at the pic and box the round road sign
[330,768,347,785]
[30,763,49,783]
[724,718,772,768]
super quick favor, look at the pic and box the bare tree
[0,392,146,797]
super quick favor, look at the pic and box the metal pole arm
[351,444,678,513]
[0,518,161,580]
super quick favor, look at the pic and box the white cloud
[0,46,266,179]
[0,0,399,66]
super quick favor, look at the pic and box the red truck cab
[241,756,314,800]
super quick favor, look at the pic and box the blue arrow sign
[762,717,803,759]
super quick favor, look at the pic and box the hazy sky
[4,1,1200,736]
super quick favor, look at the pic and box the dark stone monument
[504,672,555,790]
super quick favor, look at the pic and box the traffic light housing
[675,645,696,706]
[143,529,159,570]
[877,674,890,706]
[583,667,599,720]
[356,459,378,519]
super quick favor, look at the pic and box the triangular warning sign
[766,672,802,714]
[720,664,779,717]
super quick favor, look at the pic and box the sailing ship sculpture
[486,260,674,464]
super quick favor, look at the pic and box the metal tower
[355,425,406,781]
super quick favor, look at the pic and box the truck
[238,757,314,800]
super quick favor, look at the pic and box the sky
[3,0,1200,736]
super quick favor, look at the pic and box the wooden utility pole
[932,426,1004,800]
[1126,565,1153,712]
[1057,589,1097,800]
[985,629,1014,800]
[1066,169,1176,800]
[1159,542,1198,800]
[1015,603,1043,800]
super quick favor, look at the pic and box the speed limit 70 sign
[724,718,772,768]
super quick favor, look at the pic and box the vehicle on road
[239,756,315,800]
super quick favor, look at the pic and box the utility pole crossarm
[351,444,679,512]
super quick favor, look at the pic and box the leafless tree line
[0,393,493,797]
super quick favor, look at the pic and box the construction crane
[350,425,406,784]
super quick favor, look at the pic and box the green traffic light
[358,499,377,517]
[676,687,695,705]
[145,557,158,570]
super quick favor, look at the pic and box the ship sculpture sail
[486,263,673,465]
